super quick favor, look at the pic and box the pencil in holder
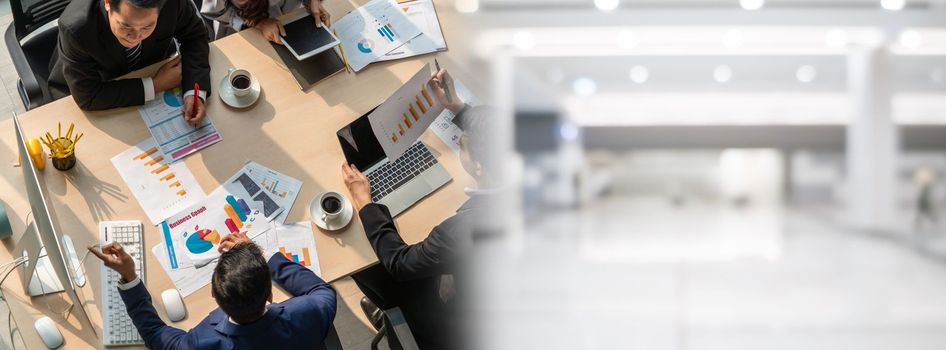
[50,138,76,171]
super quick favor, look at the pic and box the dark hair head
[108,0,167,13]
[460,106,498,173]
[211,243,271,324]
[230,0,269,27]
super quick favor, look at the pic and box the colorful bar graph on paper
[398,124,405,136]
[421,88,433,107]
[134,147,158,160]
[278,247,312,266]
[225,195,248,222]
[151,164,169,174]
[225,218,239,233]
[176,190,187,196]
[391,134,398,143]
[416,97,427,114]
[144,155,164,166]
[169,181,181,188]
[160,173,176,181]
[409,106,418,121]
[404,115,412,128]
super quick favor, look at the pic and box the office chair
[361,297,420,350]
[5,0,69,110]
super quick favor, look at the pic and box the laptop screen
[337,107,386,171]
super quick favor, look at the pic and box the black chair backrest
[9,0,71,40]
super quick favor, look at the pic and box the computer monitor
[13,113,95,333]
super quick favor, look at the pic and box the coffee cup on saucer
[219,67,261,108]
[310,191,354,231]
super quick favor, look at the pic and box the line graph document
[368,63,444,159]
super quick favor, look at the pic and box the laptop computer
[338,107,452,217]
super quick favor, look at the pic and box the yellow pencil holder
[50,138,76,171]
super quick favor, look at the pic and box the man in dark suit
[341,69,498,350]
[89,232,337,349]
[49,0,210,125]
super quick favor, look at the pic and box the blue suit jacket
[118,253,337,350]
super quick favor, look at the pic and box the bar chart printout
[274,222,322,276]
[368,63,445,160]
[111,137,206,225]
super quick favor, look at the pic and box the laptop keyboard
[368,143,439,202]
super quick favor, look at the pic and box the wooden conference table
[0,1,471,348]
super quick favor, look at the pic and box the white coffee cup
[315,191,347,223]
[227,68,253,97]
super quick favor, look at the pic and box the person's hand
[182,95,206,128]
[308,0,332,28]
[255,18,286,45]
[342,163,372,211]
[88,243,137,282]
[152,56,182,93]
[428,69,464,114]
[218,231,252,253]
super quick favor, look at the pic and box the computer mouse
[161,289,187,322]
[33,316,63,349]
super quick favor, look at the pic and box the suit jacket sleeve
[268,252,337,332]
[359,203,455,281]
[57,28,146,110]
[118,282,190,350]
[175,0,212,96]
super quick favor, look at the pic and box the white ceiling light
[514,31,535,50]
[740,0,764,10]
[455,0,479,13]
[595,0,620,11]
[899,30,922,49]
[825,30,848,48]
[560,123,580,141]
[714,65,733,83]
[573,78,597,96]
[796,65,817,83]
[881,0,906,11]
[618,30,638,49]
[629,66,649,84]
[723,29,744,48]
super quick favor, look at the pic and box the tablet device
[280,13,341,61]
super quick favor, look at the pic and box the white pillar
[846,45,899,231]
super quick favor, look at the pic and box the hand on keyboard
[89,242,137,283]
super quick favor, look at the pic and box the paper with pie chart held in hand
[332,0,422,72]
[159,188,272,270]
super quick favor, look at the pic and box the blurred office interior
[446,0,946,348]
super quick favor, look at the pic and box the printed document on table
[274,222,322,277]
[222,169,285,221]
[242,161,303,224]
[159,188,271,270]
[430,80,481,154]
[138,89,222,163]
[368,63,444,159]
[332,0,423,72]
[378,0,446,62]
[111,137,206,225]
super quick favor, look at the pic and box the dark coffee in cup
[231,75,251,90]
[321,196,342,214]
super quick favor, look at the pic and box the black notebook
[270,42,346,90]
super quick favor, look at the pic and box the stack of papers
[151,164,297,296]
[138,89,222,163]
[333,0,445,72]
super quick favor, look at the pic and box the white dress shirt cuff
[117,276,141,290]
[183,89,207,102]
[142,77,155,102]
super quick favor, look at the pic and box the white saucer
[309,196,354,231]
[218,75,261,108]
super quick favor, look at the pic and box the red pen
[192,82,199,120]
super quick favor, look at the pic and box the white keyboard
[99,220,145,347]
